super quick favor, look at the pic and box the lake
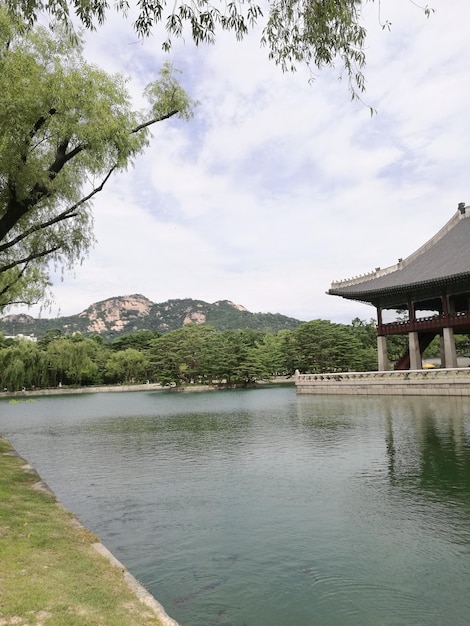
[1,386,470,625]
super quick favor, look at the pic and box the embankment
[0,436,179,626]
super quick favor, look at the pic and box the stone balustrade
[295,368,470,396]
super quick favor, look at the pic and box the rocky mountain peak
[215,300,248,312]
[1,295,303,339]
[77,294,154,334]
[1,313,35,324]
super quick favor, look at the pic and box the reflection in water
[1,389,470,625]
[384,397,470,506]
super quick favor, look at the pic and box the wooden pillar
[376,306,383,331]
[449,298,455,314]
[442,294,449,316]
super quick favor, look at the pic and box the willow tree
[6,0,433,101]
[0,9,195,311]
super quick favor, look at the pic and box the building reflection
[384,396,470,503]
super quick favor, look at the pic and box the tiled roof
[329,207,470,305]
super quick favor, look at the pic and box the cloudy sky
[8,0,470,324]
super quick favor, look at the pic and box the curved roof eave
[328,271,470,305]
[329,207,470,305]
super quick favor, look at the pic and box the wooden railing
[378,311,470,335]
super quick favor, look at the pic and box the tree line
[0,318,382,391]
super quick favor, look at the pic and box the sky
[6,0,470,324]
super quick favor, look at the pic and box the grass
[0,437,166,626]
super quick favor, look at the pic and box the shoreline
[0,377,294,399]
[1,436,179,626]
[0,382,166,398]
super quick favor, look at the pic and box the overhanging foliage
[0,9,195,311]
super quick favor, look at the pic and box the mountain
[0,294,304,340]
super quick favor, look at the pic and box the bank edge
[0,436,179,626]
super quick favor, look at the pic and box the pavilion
[328,203,470,371]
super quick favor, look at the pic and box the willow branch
[0,245,61,273]
[131,109,178,134]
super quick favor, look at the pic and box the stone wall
[296,369,470,396]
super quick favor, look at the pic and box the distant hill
[0,294,304,340]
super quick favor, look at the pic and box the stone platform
[295,368,470,396]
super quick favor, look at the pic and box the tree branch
[0,245,62,274]
[0,165,117,254]
[30,108,57,139]
[0,210,78,254]
[131,109,178,134]
[1,102,173,245]
[0,261,28,298]
[0,162,118,306]
[0,136,87,242]
[22,108,58,164]
[48,141,85,176]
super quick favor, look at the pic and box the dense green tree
[0,338,47,390]
[45,337,71,385]
[356,345,378,371]
[203,330,244,385]
[148,333,179,385]
[149,325,215,385]
[255,330,301,376]
[350,317,376,349]
[6,0,433,101]
[37,328,65,349]
[0,9,194,311]
[236,347,270,384]
[349,317,378,371]
[207,329,267,385]
[147,325,269,386]
[65,335,99,384]
[277,329,301,375]
[386,333,408,365]
[110,330,161,353]
[294,319,372,373]
[105,348,150,383]
[45,334,99,385]
[256,332,287,376]
[455,335,470,356]
[422,334,470,361]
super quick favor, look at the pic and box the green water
[1,387,470,625]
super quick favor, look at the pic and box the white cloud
[6,0,470,326]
